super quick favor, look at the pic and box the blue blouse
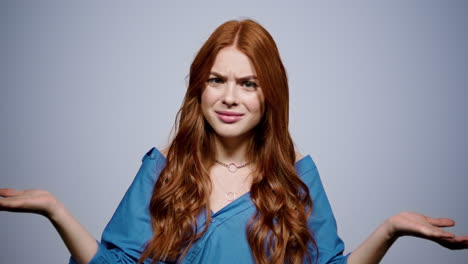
[69,147,350,263]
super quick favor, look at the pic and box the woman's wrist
[46,197,67,223]
[347,221,399,264]
[381,219,400,244]
[383,217,398,240]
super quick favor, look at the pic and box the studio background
[1,1,467,263]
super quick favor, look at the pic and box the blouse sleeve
[68,147,165,264]
[299,157,351,264]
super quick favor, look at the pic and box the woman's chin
[213,130,253,141]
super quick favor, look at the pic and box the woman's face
[201,46,265,141]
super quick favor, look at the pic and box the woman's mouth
[215,111,244,123]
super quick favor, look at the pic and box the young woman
[1,19,467,264]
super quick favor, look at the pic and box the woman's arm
[347,211,468,264]
[50,199,99,264]
[0,189,98,264]
[346,220,396,264]
[1,147,164,264]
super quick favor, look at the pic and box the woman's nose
[222,81,238,107]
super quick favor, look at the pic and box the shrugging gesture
[2,18,468,264]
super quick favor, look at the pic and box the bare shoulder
[159,147,169,158]
[295,151,304,163]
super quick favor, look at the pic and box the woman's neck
[214,135,250,164]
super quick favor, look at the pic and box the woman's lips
[215,111,244,123]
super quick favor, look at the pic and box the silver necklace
[215,160,250,173]
[214,159,251,201]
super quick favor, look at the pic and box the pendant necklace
[214,159,251,201]
[215,160,250,173]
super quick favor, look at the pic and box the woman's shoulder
[294,151,318,178]
[159,147,169,158]
[141,147,168,163]
[295,151,304,163]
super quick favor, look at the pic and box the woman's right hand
[0,188,62,219]
[1,188,99,263]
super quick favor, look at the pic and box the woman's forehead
[210,47,257,77]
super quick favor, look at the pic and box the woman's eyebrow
[210,71,258,81]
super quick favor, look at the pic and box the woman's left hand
[385,211,468,249]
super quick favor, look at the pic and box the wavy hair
[139,19,318,264]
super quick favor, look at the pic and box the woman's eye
[243,81,258,88]
[208,78,223,84]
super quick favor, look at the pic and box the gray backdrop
[1,1,467,263]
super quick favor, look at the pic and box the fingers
[0,197,22,212]
[0,188,24,197]
[419,224,456,238]
[451,236,468,242]
[436,230,456,238]
[436,235,468,250]
[0,189,25,211]
[0,196,44,214]
[405,216,456,239]
[0,196,27,208]
[425,216,456,227]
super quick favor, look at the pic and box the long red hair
[139,19,318,264]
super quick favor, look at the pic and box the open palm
[387,211,468,250]
[0,188,59,217]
